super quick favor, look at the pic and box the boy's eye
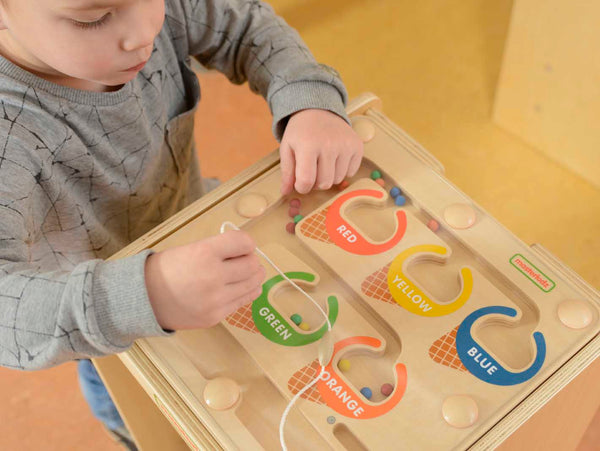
[71,13,111,30]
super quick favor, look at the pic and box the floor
[1,0,598,449]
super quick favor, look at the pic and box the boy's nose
[120,3,163,52]
[122,30,156,53]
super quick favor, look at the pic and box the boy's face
[0,0,165,90]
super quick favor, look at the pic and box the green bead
[371,170,382,180]
[290,314,302,325]
[293,214,304,224]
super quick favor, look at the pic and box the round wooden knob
[444,203,477,229]
[442,395,478,428]
[351,117,376,142]
[557,300,593,329]
[203,377,240,410]
[236,193,268,218]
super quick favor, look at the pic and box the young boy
[0,0,362,445]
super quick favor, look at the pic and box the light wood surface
[93,355,189,451]
[101,96,599,449]
[493,0,600,188]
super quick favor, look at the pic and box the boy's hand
[279,109,364,195]
[144,230,266,330]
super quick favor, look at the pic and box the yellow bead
[338,359,351,372]
[299,322,310,331]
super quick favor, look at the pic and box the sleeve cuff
[270,80,350,140]
[93,249,174,349]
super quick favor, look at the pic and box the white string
[219,221,332,332]
[278,365,326,450]
[220,221,333,450]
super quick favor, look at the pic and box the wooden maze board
[114,96,600,450]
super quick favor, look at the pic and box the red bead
[285,222,296,234]
[375,178,385,187]
[381,383,394,396]
[289,198,301,208]
[288,206,300,218]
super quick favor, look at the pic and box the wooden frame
[94,93,599,450]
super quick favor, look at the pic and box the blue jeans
[77,359,125,431]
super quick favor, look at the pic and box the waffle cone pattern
[299,207,334,244]
[288,359,326,404]
[362,263,395,304]
[225,303,260,333]
[429,326,468,371]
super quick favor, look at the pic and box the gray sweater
[0,0,347,370]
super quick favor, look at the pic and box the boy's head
[0,0,165,91]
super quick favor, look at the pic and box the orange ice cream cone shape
[361,263,395,305]
[288,359,327,405]
[225,303,260,334]
[429,326,468,372]
[298,207,333,244]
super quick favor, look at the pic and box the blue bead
[390,187,401,198]
[360,387,373,399]
[394,195,406,206]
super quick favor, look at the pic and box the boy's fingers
[218,283,264,320]
[294,148,317,194]
[333,153,351,185]
[223,268,266,305]
[234,285,264,309]
[348,151,362,177]
[210,230,256,259]
[224,255,265,284]
[279,143,295,195]
[316,152,336,190]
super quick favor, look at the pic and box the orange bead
[338,180,350,190]
[427,219,440,232]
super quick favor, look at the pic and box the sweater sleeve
[0,139,170,371]
[166,0,349,139]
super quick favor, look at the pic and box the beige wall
[494,0,600,189]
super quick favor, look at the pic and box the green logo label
[509,254,555,292]
[252,272,339,346]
